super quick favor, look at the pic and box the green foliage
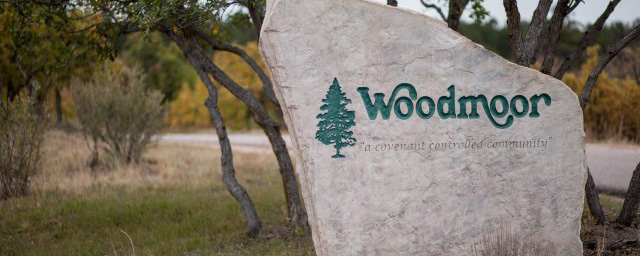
[0,1,107,103]
[120,32,198,101]
[0,94,45,200]
[73,64,167,163]
[469,0,490,23]
[315,78,357,159]
[219,12,258,45]
[459,19,511,58]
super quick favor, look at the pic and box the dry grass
[473,224,552,256]
[33,130,279,194]
[2,130,314,256]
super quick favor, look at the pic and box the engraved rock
[260,1,586,255]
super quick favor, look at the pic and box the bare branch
[540,0,571,74]
[554,0,621,79]
[567,0,582,14]
[190,25,278,105]
[580,24,640,109]
[420,0,447,21]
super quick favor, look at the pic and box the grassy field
[2,131,637,255]
[1,131,314,256]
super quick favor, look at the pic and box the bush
[73,64,166,164]
[0,94,45,200]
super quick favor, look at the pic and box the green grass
[1,181,314,255]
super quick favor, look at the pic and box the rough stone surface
[260,1,586,255]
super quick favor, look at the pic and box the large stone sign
[260,0,586,255]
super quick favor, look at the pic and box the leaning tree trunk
[616,161,640,226]
[163,27,262,237]
[187,25,309,229]
[184,35,308,228]
[585,168,606,225]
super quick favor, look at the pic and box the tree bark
[504,0,552,66]
[521,0,552,66]
[554,0,622,79]
[447,0,470,31]
[387,0,397,7]
[616,161,640,226]
[503,0,525,64]
[185,35,308,229]
[539,0,571,75]
[163,27,262,237]
[585,168,606,225]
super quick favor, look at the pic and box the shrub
[0,94,45,200]
[73,64,166,164]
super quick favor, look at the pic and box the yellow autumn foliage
[563,46,640,142]
[168,42,281,130]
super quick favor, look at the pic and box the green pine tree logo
[315,78,357,159]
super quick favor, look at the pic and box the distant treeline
[51,16,640,142]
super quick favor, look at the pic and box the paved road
[162,133,640,193]
[587,144,640,194]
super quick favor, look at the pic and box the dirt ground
[582,206,640,255]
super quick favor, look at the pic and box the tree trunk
[245,0,265,40]
[185,25,308,229]
[539,0,571,75]
[188,36,308,229]
[585,168,606,225]
[163,27,262,237]
[205,97,262,237]
[616,161,640,226]
[89,135,99,168]
[447,0,470,31]
[55,88,63,124]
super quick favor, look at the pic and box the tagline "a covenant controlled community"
[359,137,553,152]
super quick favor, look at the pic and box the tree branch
[540,0,571,74]
[579,24,640,109]
[190,25,278,105]
[503,0,525,64]
[420,0,447,21]
[521,0,553,67]
[554,0,621,79]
